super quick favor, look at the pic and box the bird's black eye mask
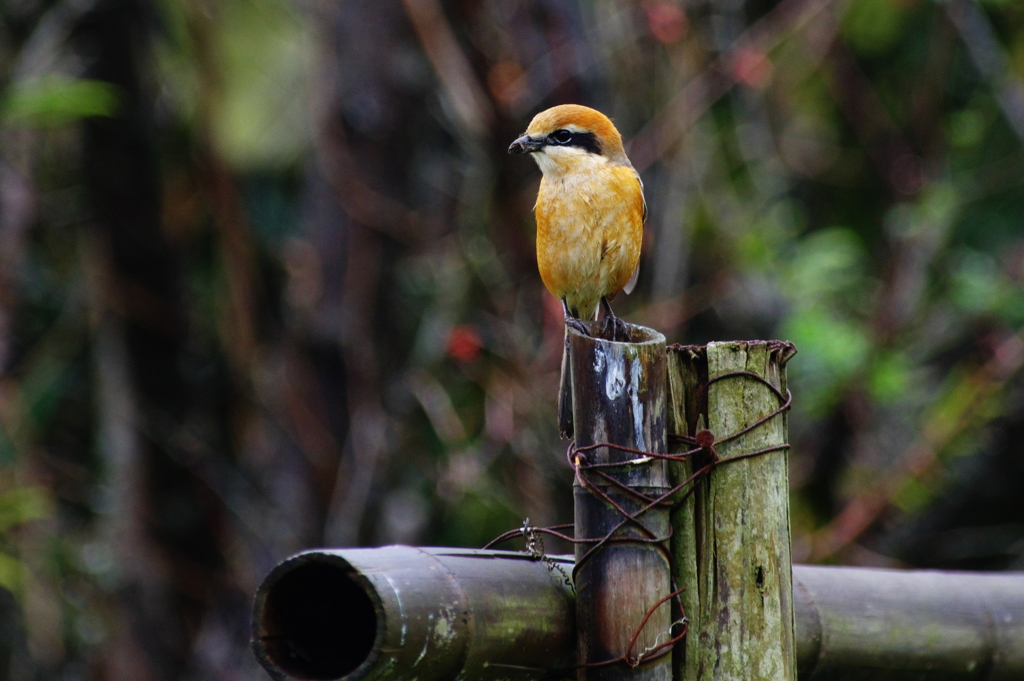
[546,129,602,156]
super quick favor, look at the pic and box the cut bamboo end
[251,546,575,681]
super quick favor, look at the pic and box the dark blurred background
[2,0,1024,677]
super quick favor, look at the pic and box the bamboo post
[567,321,672,681]
[665,348,701,681]
[667,341,797,681]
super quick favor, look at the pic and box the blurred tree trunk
[78,1,194,677]
[307,0,430,547]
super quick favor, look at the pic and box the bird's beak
[508,135,544,154]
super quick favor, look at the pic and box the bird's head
[508,104,629,176]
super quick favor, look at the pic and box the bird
[509,104,646,436]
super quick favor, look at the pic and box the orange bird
[509,104,646,434]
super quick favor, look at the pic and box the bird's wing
[623,261,640,295]
[623,170,644,295]
[635,171,647,223]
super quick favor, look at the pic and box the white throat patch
[532,145,607,177]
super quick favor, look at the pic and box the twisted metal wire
[486,369,792,672]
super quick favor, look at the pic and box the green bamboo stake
[666,348,701,681]
[667,341,797,681]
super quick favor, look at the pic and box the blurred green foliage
[3,0,1024,677]
[2,77,120,126]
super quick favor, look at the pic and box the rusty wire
[486,369,792,672]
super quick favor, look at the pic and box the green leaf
[0,487,53,534]
[782,306,871,413]
[893,477,932,513]
[783,227,868,306]
[949,249,1004,315]
[2,77,121,127]
[868,352,910,404]
[948,109,987,148]
[205,0,311,169]
[842,0,908,57]
[0,552,25,596]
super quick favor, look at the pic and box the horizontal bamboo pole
[252,548,1024,681]
[794,565,1024,680]
[251,546,575,681]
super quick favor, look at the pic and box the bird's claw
[600,312,629,342]
[562,298,592,337]
[598,296,630,342]
[565,316,591,337]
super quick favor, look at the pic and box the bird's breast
[534,165,644,319]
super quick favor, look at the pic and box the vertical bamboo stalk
[667,341,796,681]
[568,322,672,681]
[665,347,702,681]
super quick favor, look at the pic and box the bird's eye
[551,129,573,144]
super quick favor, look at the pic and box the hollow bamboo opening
[259,561,379,680]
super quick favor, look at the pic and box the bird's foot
[598,297,630,342]
[565,316,591,337]
[562,298,592,337]
[599,313,629,342]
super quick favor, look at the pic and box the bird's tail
[558,328,573,439]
